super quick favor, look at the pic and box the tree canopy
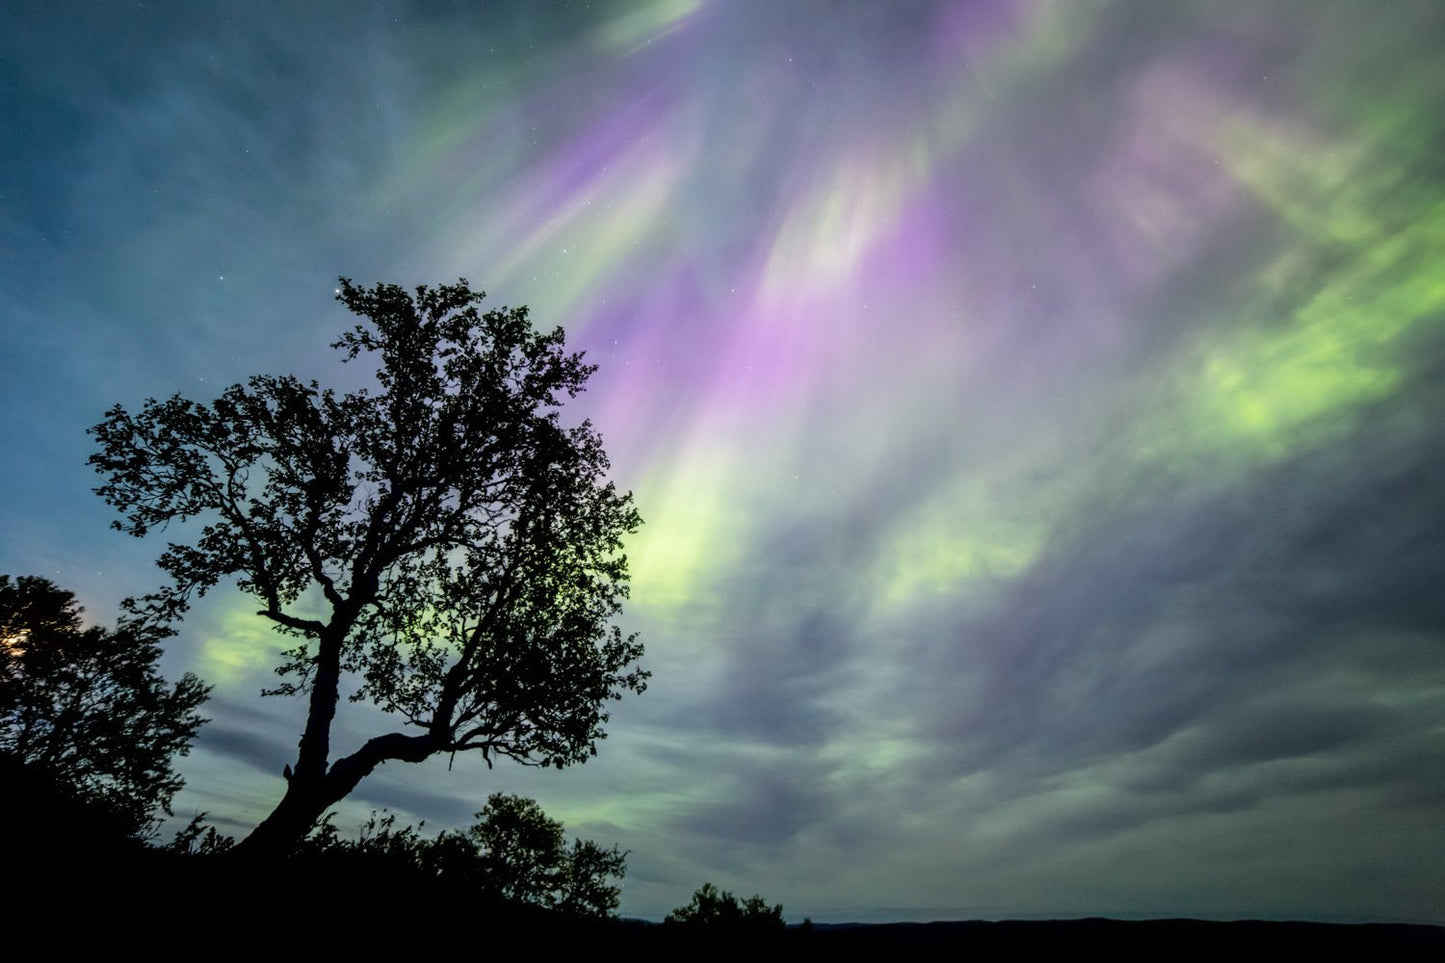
[461,792,627,916]
[0,574,209,837]
[88,279,646,854]
[666,882,786,933]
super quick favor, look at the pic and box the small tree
[666,883,785,932]
[469,792,570,903]
[557,837,629,918]
[88,279,646,855]
[463,793,626,916]
[0,574,210,837]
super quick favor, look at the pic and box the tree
[666,883,785,932]
[453,793,626,916]
[557,836,630,918]
[88,279,647,855]
[468,791,571,904]
[0,574,210,837]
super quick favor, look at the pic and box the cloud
[5,0,1445,924]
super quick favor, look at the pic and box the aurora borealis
[3,0,1443,923]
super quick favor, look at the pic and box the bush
[666,882,785,933]
[294,795,627,918]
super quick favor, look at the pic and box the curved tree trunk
[233,730,441,858]
[234,777,334,858]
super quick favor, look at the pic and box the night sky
[3,0,1443,924]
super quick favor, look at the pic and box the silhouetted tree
[470,791,571,903]
[0,574,209,837]
[666,882,786,932]
[89,279,647,856]
[557,836,629,918]
[464,792,627,916]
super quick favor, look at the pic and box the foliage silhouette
[0,574,209,837]
[167,811,237,855]
[462,792,627,916]
[1,752,148,866]
[88,279,646,855]
[289,796,625,917]
[666,882,786,932]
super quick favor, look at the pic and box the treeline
[7,575,1441,954]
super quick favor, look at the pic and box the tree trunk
[233,730,441,858]
[232,775,337,859]
[232,620,355,858]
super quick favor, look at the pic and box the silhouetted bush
[282,795,627,919]
[666,882,786,934]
